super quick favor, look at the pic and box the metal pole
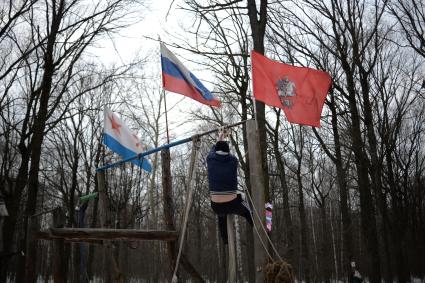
[96,119,253,172]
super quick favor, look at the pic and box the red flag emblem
[252,51,332,127]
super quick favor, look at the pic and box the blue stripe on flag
[189,73,214,100]
[161,56,215,101]
[103,134,152,172]
[161,56,186,80]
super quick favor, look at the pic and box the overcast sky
[92,0,219,141]
[90,1,174,63]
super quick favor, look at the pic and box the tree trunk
[273,135,295,264]
[344,70,381,283]
[22,1,66,281]
[328,91,354,277]
[1,152,29,282]
[319,201,332,283]
[296,166,311,283]
[386,150,408,283]
[359,68,393,283]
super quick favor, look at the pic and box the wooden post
[0,197,7,255]
[161,149,177,274]
[97,170,123,283]
[97,171,108,228]
[227,215,237,283]
[97,170,111,282]
[161,148,205,283]
[52,207,66,283]
[247,120,268,282]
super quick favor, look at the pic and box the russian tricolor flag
[103,108,152,172]
[160,43,220,107]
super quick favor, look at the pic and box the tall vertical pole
[97,171,108,229]
[163,89,170,144]
[97,171,110,282]
[52,207,66,283]
[159,38,170,144]
[246,119,267,282]
[161,39,176,274]
[161,149,177,274]
[227,215,237,283]
[78,201,89,283]
[97,170,123,283]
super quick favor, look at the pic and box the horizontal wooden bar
[64,238,103,244]
[36,228,178,242]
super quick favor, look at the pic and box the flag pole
[159,37,170,144]
[163,88,170,144]
[250,50,259,131]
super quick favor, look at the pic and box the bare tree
[390,0,425,58]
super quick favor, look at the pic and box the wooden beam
[52,207,66,283]
[35,228,178,242]
[227,215,236,283]
[247,120,268,282]
[65,239,103,245]
[97,170,123,283]
[161,149,178,274]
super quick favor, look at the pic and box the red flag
[251,51,332,127]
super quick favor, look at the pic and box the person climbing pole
[206,128,253,244]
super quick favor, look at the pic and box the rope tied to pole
[244,185,294,282]
[171,136,202,283]
[244,185,283,262]
[264,260,295,283]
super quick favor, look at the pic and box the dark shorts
[210,194,253,244]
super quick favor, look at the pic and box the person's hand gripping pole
[218,126,229,141]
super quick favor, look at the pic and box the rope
[171,137,202,283]
[264,261,295,283]
[251,210,274,261]
[244,186,283,262]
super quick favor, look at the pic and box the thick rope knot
[264,260,295,283]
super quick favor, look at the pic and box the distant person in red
[206,130,253,244]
